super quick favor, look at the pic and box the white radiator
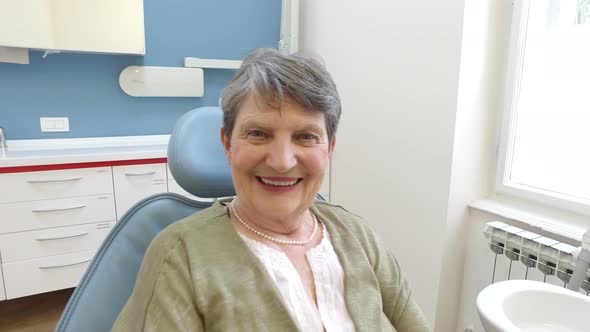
[483,221,589,293]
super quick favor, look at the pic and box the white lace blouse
[238,224,356,332]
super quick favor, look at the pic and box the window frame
[495,0,590,218]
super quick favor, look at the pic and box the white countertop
[0,135,170,168]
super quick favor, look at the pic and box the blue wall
[0,0,281,139]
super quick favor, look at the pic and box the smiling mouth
[257,177,302,187]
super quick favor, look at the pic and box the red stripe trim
[0,158,168,174]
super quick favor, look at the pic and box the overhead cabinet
[0,0,145,55]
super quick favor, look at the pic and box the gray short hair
[220,48,341,141]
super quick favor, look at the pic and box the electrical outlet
[40,117,70,132]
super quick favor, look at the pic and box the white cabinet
[3,250,96,299]
[0,167,113,203]
[112,163,168,219]
[0,195,115,234]
[0,166,115,300]
[0,0,145,55]
[0,222,113,263]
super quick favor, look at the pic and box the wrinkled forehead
[234,94,327,132]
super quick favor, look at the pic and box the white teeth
[260,178,298,186]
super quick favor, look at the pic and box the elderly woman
[113,48,430,331]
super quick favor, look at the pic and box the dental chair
[55,106,326,332]
[55,106,235,332]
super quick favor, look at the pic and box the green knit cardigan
[113,199,431,332]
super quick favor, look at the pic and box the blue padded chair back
[55,106,235,332]
[168,106,234,198]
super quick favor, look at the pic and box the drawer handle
[32,204,87,213]
[35,231,89,241]
[27,177,83,184]
[125,171,156,176]
[38,258,92,270]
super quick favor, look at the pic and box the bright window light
[502,0,590,209]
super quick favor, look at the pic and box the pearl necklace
[230,202,319,246]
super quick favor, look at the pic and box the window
[497,0,590,215]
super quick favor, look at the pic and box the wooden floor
[0,288,73,332]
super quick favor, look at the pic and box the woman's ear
[220,128,231,156]
[328,136,336,156]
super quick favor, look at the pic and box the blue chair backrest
[55,106,234,332]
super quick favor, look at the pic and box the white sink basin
[477,280,590,332]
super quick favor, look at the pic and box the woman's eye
[246,130,268,140]
[298,133,320,143]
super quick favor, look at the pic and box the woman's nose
[266,140,297,173]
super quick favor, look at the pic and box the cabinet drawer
[113,163,167,219]
[3,250,95,299]
[0,221,113,263]
[0,194,115,234]
[0,167,113,203]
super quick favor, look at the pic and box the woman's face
[221,94,335,221]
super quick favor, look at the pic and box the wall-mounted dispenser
[119,66,204,97]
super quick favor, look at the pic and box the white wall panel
[300,0,466,325]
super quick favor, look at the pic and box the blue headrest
[167,106,235,198]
